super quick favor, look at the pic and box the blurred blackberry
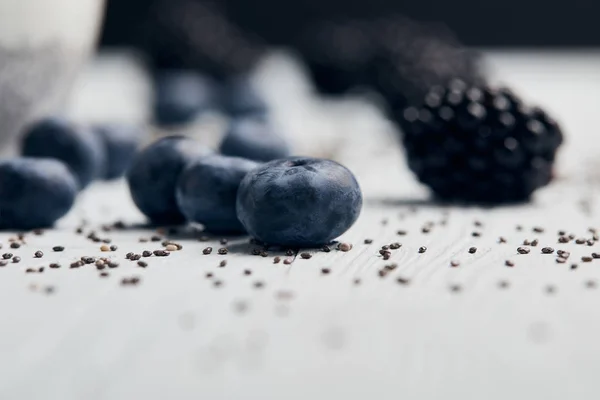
[297,16,483,99]
[142,0,266,81]
[399,80,563,204]
[297,19,374,95]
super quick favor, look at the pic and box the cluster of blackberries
[0,118,142,229]
[297,16,563,203]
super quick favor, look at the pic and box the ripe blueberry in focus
[21,117,105,189]
[94,123,142,180]
[220,77,269,117]
[127,136,211,224]
[176,155,259,233]
[400,81,563,203]
[0,158,78,229]
[220,118,290,162]
[154,70,216,127]
[236,157,363,247]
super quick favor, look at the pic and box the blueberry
[0,158,78,229]
[176,155,259,233]
[21,117,105,189]
[154,70,216,127]
[221,77,269,117]
[236,157,363,247]
[220,118,290,162]
[127,136,211,225]
[94,124,143,180]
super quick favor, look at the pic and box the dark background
[101,0,600,47]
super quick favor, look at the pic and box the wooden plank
[1,51,600,399]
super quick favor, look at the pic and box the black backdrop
[101,0,600,47]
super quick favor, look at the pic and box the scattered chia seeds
[0,261,7,267]
[389,242,401,250]
[283,259,293,265]
[285,249,295,257]
[100,245,111,252]
[165,244,179,252]
[469,247,477,254]
[593,253,600,259]
[34,251,43,258]
[381,245,390,251]
[541,247,554,254]
[243,269,252,275]
[300,253,312,259]
[219,260,227,267]
[142,250,152,257]
[2,253,12,260]
[10,243,20,249]
[110,245,118,251]
[364,239,373,244]
[498,237,507,243]
[418,246,427,254]
[218,248,228,255]
[582,256,593,262]
[533,227,544,233]
[153,250,169,257]
[108,262,119,268]
[12,256,20,263]
[450,260,460,267]
[321,245,331,253]
[576,238,586,245]
[517,247,530,254]
[273,257,281,264]
[558,236,569,243]
[253,281,264,289]
[498,280,510,289]
[531,239,539,247]
[137,261,148,268]
[260,251,269,257]
[472,232,481,237]
[130,254,142,261]
[571,264,578,270]
[49,263,60,269]
[397,231,406,236]
[505,260,515,267]
[202,247,213,255]
[321,268,331,274]
[53,246,64,252]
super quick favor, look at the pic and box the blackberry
[142,0,265,81]
[399,81,563,204]
[298,16,483,99]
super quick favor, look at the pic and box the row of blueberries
[128,136,363,247]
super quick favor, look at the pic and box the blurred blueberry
[94,123,143,180]
[127,136,212,225]
[236,157,363,247]
[154,70,216,127]
[0,158,78,230]
[221,77,269,117]
[220,118,290,162]
[176,154,259,233]
[21,117,105,189]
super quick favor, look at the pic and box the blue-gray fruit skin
[221,77,269,117]
[220,118,290,162]
[0,158,78,230]
[127,136,211,225]
[176,155,259,233]
[236,157,363,247]
[21,117,105,189]
[154,70,216,127]
[94,124,143,180]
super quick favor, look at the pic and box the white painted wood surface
[2,51,600,400]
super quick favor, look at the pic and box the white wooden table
[2,51,600,400]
